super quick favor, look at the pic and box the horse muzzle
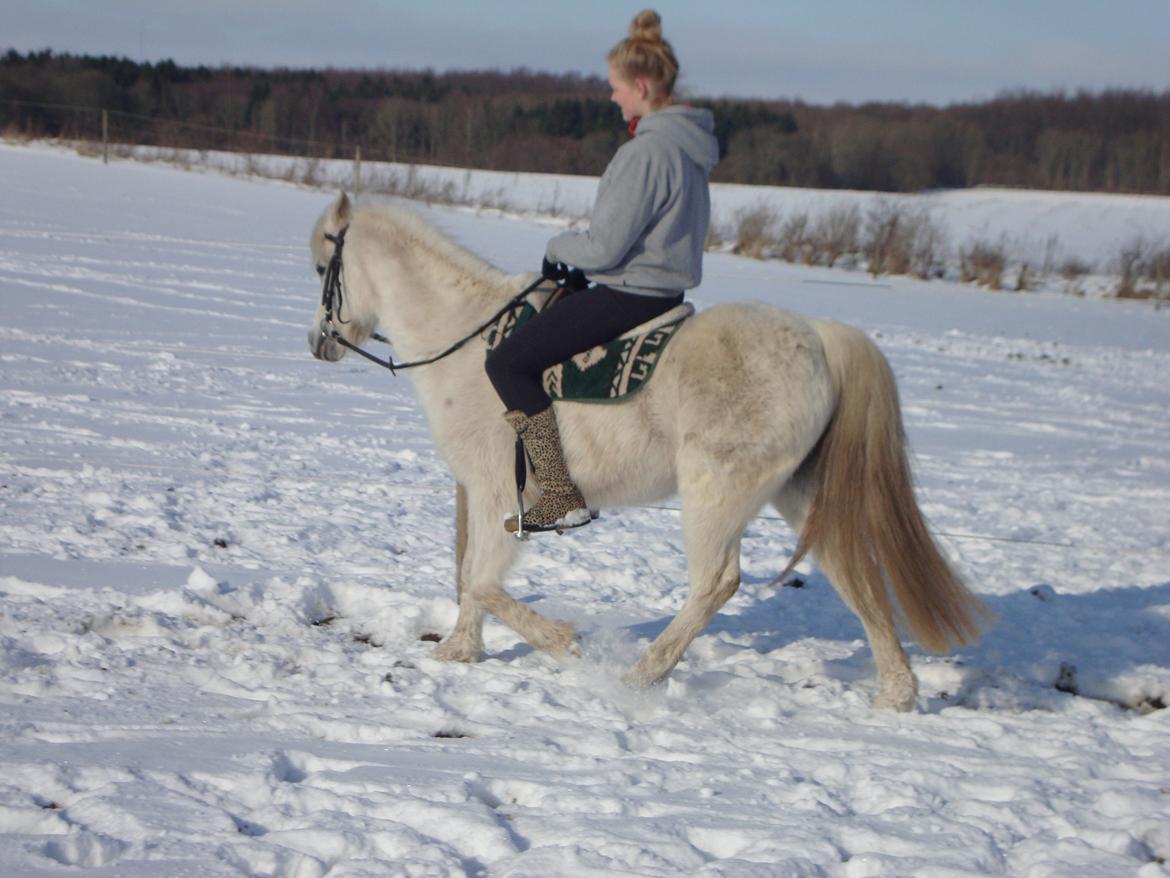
[309,320,346,362]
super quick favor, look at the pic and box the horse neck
[354,208,517,357]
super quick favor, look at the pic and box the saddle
[484,295,693,404]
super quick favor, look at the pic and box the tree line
[3,49,1168,195]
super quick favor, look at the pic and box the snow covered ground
[1,142,1169,876]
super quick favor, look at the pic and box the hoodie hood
[635,105,720,172]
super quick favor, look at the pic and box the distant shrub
[960,239,1007,290]
[1014,263,1034,292]
[73,140,101,159]
[863,199,944,279]
[811,205,860,268]
[908,210,947,279]
[776,211,812,263]
[1,124,31,143]
[1116,237,1170,299]
[476,186,516,214]
[1144,242,1170,299]
[865,201,907,276]
[243,153,264,177]
[1060,257,1091,295]
[731,204,778,259]
[1115,238,1148,298]
[296,158,322,187]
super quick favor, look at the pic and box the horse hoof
[433,639,481,663]
[873,677,918,712]
[873,694,916,712]
[621,664,666,690]
[540,620,579,657]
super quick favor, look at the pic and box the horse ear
[334,192,351,224]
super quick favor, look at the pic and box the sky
[5,0,1169,105]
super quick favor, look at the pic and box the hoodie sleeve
[545,141,661,273]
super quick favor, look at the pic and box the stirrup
[506,506,596,537]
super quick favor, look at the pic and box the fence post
[102,109,109,164]
[353,146,362,196]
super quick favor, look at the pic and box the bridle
[316,224,547,375]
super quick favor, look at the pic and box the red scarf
[628,117,640,137]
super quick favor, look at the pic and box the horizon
[7,45,1167,112]
[4,1,1169,106]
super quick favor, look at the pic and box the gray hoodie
[545,105,719,297]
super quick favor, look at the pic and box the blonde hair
[607,9,679,102]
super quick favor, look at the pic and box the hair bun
[630,9,663,43]
[609,7,677,99]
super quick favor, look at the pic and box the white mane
[352,198,519,297]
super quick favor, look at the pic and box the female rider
[485,9,719,533]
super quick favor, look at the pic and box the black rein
[318,224,546,375]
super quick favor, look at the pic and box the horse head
[308,192,378,362]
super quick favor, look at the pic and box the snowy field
[115,143,1170,290]
[1,141,1169,876]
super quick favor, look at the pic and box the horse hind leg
[773,483,917,711]
[819,553,917,711]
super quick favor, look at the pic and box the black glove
[541,257,568,282]
[563,267,589,292]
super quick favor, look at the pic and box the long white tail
[789,321,991,652]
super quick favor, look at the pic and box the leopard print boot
[504,407,592,533]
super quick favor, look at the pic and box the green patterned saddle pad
[484,298,693,403]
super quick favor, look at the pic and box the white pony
[308,194,989,711]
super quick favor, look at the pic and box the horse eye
[315,264,325,277]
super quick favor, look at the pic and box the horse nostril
[308,326,326,359]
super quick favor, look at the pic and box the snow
[116,143,1170,286]
[1,141,1169,876]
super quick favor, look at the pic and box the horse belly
[556,379,680,510]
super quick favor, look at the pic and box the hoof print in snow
[231,815,267,837]
[1029,584,1057,602]
[419,632,442,642]
[1054,662,1078,695]
[212,537,229,548]
[1132,695,1166,715]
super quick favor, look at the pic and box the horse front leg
[433,481,479,660]
[434,481,577,662]
[624,545,740,687]
[454,481,468,604]
[624,479,752,687]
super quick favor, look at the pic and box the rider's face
[608,65,651,123]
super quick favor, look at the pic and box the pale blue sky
[6,0,1168,104]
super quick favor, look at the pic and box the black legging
[486,285,683,415]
